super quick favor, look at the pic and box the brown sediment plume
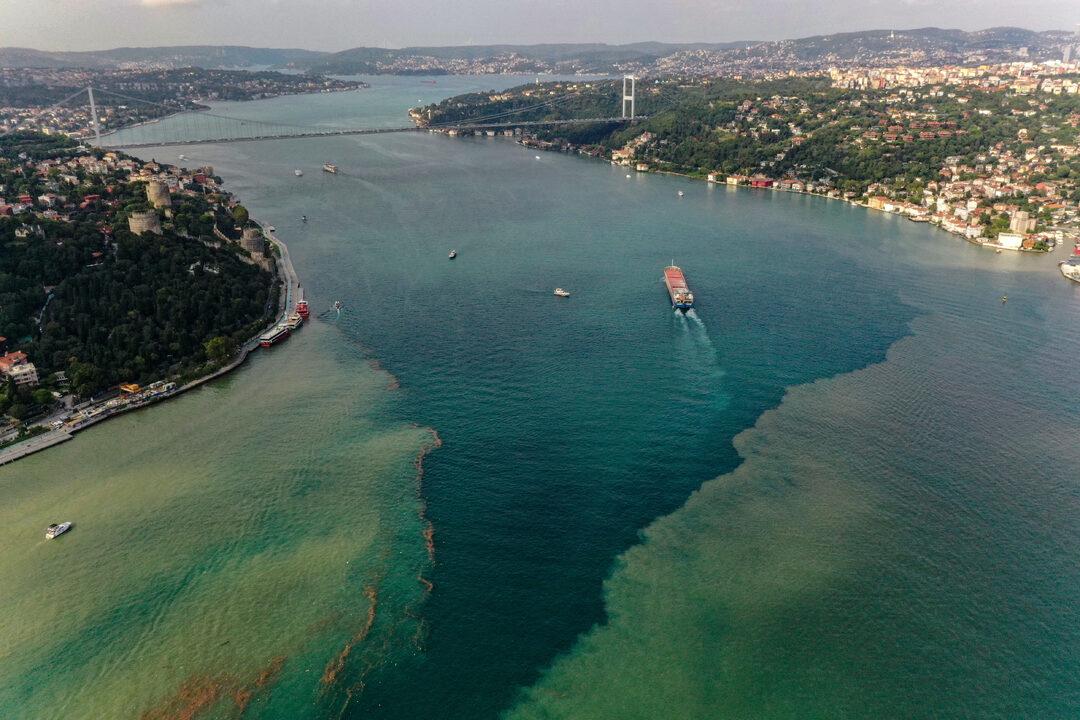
[253,655,286,689]
[321,585,379,687]
[417,574,434,593]
[140,655,287,720]
[412,427,442,593]
[367,358,402,390]
[232,688,253,715]
[140,675,227,720]
[421,522,435,562]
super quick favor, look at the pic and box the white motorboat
[554,288,571,297]
[45,522,72,539]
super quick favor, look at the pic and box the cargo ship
[663,265,694,310]
[259,323,290,348]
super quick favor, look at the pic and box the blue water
[8,76,1079,719]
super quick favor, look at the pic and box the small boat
[301,215,308,223]
[678,191,685,197]
[554,288,571,297]
[266,225,276,233]
[323,163,338,174]
[535,155,541,160]
[177,154,185,160]
[45,522,72,539]
[294,169,303,177]
[1000,295,1008,304]
[333,300,343,311]
[448,250,458,259]
[995,248,1002,254]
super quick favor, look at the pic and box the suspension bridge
[38,78,643,149]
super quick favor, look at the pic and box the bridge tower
[621,75,636,120]
[87,86,101,145]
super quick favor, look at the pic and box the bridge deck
[102,117,643,148]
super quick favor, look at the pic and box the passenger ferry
[259,324,290,348]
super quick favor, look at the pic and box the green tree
[231,205,249,226]
[204,336,237,364]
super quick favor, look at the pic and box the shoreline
[96,85,367,141]
[0,224,301,468]
[510,136,1056,256]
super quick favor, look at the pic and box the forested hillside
[0,133,277,398]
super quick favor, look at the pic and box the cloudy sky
[0,0,1075,52]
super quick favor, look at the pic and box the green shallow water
[3,76,1080,718]
[0,324,437,718]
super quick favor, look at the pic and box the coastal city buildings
[462,60,1079,256]
[0,352,38,387]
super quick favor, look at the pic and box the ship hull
[663,265,695,311]
[259,326,291,348]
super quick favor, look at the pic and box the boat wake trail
[672,308,724,400]
[679,308,716,354]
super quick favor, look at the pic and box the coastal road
[260,223,300,318]
[0,429,72,466]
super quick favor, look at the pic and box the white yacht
[1060,255,1080,283]
[45,522,72,539]
[294,169,303,177]
[554,288,571,297]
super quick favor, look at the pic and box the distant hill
[0,45,326,69]
[305,41,757,74]
[305,27,1072,74]
[0,28,1072,73]
[772,26,1069,61]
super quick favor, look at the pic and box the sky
[0,0,1075,52]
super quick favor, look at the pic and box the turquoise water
[4,76,1080,718]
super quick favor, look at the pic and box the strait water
[2,76,1079,719]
